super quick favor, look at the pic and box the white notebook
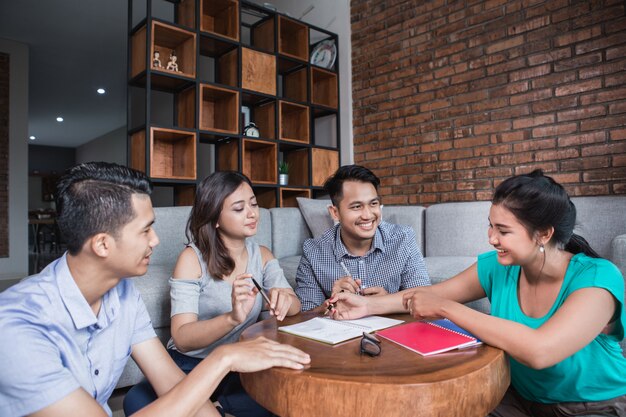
[278,316,404,345]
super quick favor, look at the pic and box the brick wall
[0,52,9,257]
[351,0,626,204]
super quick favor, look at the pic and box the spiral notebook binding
[426,320,475,341]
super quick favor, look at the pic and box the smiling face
[108,194,159,277]
[329,180,381,251]
[216,182,259,240]
[488,203,543,266]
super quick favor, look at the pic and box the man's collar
[57,254,121,330]
[333,222,385,260]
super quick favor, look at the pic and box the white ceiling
[0,0,128,148]
[0,0,341,148]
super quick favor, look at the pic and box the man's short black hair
[323,165,380,206]
[55,162,153,255]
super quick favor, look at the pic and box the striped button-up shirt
[295,221,430,311]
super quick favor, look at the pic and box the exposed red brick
[558,131,606,147]
[557,106,606,122]
[555,79,602,97]
[352,0,626,203]
[513,114,555,129]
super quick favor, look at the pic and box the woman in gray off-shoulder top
[124,172,301,417]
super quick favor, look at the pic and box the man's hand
[327,292,370,320]
[229,273,256,325]
[218,337,311,372]
[331,276,362,296]
[268,288,295,321]
[361,286,388,296]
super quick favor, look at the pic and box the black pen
[251,277,272,307]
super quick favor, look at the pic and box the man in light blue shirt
[0,162,309,417]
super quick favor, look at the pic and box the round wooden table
[240,313,510,417]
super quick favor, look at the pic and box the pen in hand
[251,277,275,315]
[340,261,362,295]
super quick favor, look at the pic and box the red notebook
[377,321,479,356]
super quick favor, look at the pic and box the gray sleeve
[169,277,201,317]
[261,259,292,290]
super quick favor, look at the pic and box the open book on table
[278,316,404,345]
[377,319,482,356]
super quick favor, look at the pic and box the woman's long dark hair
[492,169,599,258]
[186,171,253,278]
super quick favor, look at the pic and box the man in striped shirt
[295,165,431,312]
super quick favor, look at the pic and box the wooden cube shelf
[282,147,309,186]
[176,0,196,29]
[253,187,277,209]
[199,84,239,133]
[253,101,276,139]
[201,0,239,41]
[242,47,276,95]
[137,21,196,79]
[131,127,197,180]
[279,101,309,143]
[243,139,277,184]
[311,67,338,109]
[252,17,274,53]
[280,188,311,207]
[283,68,307,103]
[174,184,196,206]
[312,148,339,187]
[177,86,196,129]
[216,140,239,171]
[217,48,239,88]
[278,16,308,61]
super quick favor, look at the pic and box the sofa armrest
[611,234,626,278]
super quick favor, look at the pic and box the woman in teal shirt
[330,170,626,416]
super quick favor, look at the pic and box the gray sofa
[116,196,626,388]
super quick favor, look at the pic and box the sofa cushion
[131,267,172,330]
[277,255,301,289]
[425,256,490,314]
[151,206,192,266]
[270,208,312,259]
[571,197,626,260]
[296,197,334,238]
[425,201,493,257]
[382,205,426,254]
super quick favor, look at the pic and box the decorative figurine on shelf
[166,51,180,72]
[243,122,260,138]
[152,50,162,68]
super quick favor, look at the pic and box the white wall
[76,125,127,165]
[0,38,28,280]
[249,0,353,164]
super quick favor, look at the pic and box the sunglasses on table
[360,332,382,357]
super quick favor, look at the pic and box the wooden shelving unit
[128,0,340,207]
[280,188,312,207]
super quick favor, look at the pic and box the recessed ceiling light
[29,136,36,140]
[56,117,64,122]
[97,88,106,94]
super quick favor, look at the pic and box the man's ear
[327,204,340,222]
[89,233,113,258]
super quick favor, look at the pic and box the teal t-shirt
[477,251,626,403]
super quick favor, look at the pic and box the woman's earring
[539,244,545,253]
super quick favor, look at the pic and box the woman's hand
[327,292,370,320]
[402,289,448,320]
[268,288,298,321]
[361,286,388,296]
[228,273,256,325]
